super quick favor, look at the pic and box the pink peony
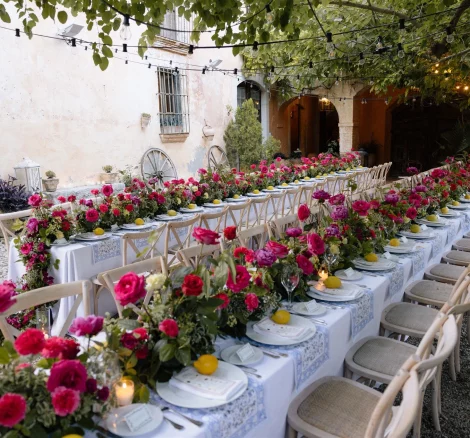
[42,337,79,360]
[0,281,17,313]
[245,293,259,312]
[226,265,251,292]
[192,227,220,245]
[296,254,314,275]
[312,190,330,202]
[265,241,289,258]
[14,328,45,355]
[214,292,230,309]
[85,208,99,222]
[0,393,27,428]
[307,233,325,256]
[255,249,277,267]
[69,315,104,337]
[159,319,179,338]
[28,194,42,207]
[67,195,76,202]
[351,200,371,217]
[297,204,311,222]
[102,185,114,197]
[286,227,302,238]
[182,274,204,296]
[47,359,88,393]
[51,387,81,417]
[115,272,146,306]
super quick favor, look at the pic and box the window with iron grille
[160,10,192,44]
[157,67,190,135]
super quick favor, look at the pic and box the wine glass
[281,266,300,309]
[324,246,339,273]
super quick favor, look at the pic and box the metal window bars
[156,67,190,134]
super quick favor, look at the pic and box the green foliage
[263,135,282,162]
[435,120,470,159]
[224,99,263,169]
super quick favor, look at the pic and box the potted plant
[42,170,59,192]
[141,113,152,128]
[100,165,119,184]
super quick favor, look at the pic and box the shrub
[0,177,29,213]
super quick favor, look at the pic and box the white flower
[56,231,64,239]
[146,273,166,291]
[329,244,340,255]
[176,198,182,205]
[191,186,198,192]
[203,192,209,199]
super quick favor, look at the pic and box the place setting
[307,275,364,302]
[448,201,470,210]
[203,200,227,208]
[416,213,448,227]
[398,224,436,239]
[352,253,397,271]
[156,210,185,221]
[383,237,418,254]
[180,203,205,213]
[225,195,248,202]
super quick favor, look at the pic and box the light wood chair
[244,196,270,229]
[266,191,286,223]
[224,201,250,232]
[0,280,91,341]
[281,187,302,216]
[270,214,300,239]
[197,206,228,234]
[238,223,270,250]
[424,263,467,284]
[404,279,454,308]
[0,209,32,257]
[176,243,221,270]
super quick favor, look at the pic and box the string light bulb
[270,65,275,73]
[446,26,454,43]
[120,14,132,41]
[397,43,405,59]
[335,77,340,86]
[309,61,313,68]
[233,68,237,74]
[188,45,194,54]
[326,32,335,58]
[71,38,76,47]
[202,67,206,74]
[465,86,469,91]
[359,52,365,66]
[15,28,20,37]
[266,4,273,22]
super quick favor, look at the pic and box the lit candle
[319,269,329,282]
[115,378,134,406]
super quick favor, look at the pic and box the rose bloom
[245,293,259,312]
[214,292,230,309]
[14,328,45,355]
[307,233,325,256]
[67,195,76,202]
[325,224,341,238]
[331,205,348,221]
[223,226,237,241]
[406,166,419,175]
[384,193,400,205]
[125,204,134,212]
[28,193,42,207]
[69,315,104,337]
[99,204,109,213]
[26,217,39,234]
[112,208,121,216]
[192,227,220,245]
[285,227,302,238]
[351,200,371,217]
[91,189,100,196]
[254,249,277,267]
[312,190,331,202]
[115,272,146,306]
[265,241,289,258]
[47,359,88,393]
[0,281,17,313]
[51,387,81,417]
[0,393,27,428]
[406,207,418,220]
[102,184,114,197]
[97,386,110,401]
[42,337,79,360]
[233,246,255,262]
[159,319,179,338]
[328,193,345,205]
[296,254,314,275]
[415,185,427,192]
[226,265,251,292]
[85,208,100,222]
[57,196,66,203]
[297,204,311,222]
[182,274,204,296]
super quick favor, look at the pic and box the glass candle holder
[36,307,51,338]
[115,378,134,406]
[319,269,329,282]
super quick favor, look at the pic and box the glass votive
[115,378,134,406]
[319,269,329,282]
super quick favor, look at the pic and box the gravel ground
[0,238,8,281]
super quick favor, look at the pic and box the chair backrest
[281,187,302,216]
[197,207,228,234]
[297,184,316,207]
[244,196,270,228]
[270,213,299,239]
[0,209,32,257]
[176,243,221,270]
[238,223,270,250]
[224,201,250,231]
[266,191,286,223]
[122,223,167,265]
[98,257,164,317]
[0,281,91,341]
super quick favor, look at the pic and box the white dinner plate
[383,242,417,254]
[74,232,111,241]
[292,301,328,316]
[246,192,266,197]
[448,204,470,210]
[105,403,163,437]
[156,214,183,221]
[439,211,461,217]
[308,289,364,302]
[300,178,314,182]
[276,185,293,190]
[334,269,363,281]
[460,197,470,203]
[156,362,248,409]
[225,196,247,202]
[220,344,264,366]
[398,230,436,239]
[353,258,396,271]
[51,240,71,247]
[203,202,226,208]
[121,223,154,230]
[246,315,316,346]
[180,207,204,213]
[416,219,447,227]
[262,188,282,193]
[310,281,363,297]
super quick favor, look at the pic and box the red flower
[102,185,114,197]
[157,194,166,204]
[69,315,104,337]
[115,272,146,306]
[233,247,254,261]
[62,220,71,231]
[91,189,100,196]
[351,200,371,217]
[0,393,26,427]
[112,208,121,216]
[296,254,314,275]
[99,204,109,213]
[51,387,80,417]
[97,386,110,401]
[42,337,79,360]
[14,328,45,355]
[20,242,33,255]
[0,282,17,313]
[214,293,230,309]
[182,274,204,296]
[406,207,418,220]
[125,204,134,212]
[85,208,99,222]
[226,265,251,292]
[442,190,449,198]
[159,319,179,338]
[307,233,325,256]
[28,194,42,207]
[47,360,88,393]
[297,204,311,221]
[192,227,220,245]
[223,226,237,241]
[245,293,259,312]
[67,195,76,203]
[136,345,149,359]
[265,241,289,258]
[57,196,66,203]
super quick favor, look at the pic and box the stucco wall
[0,7,243,187]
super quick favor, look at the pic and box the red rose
[307,233,325,256]
[102,185,114,197]
[159,319,179,338]
[57,196,66,203]
[182,274,204,296]
[85,208,99,222]
[214,293,230,309]
[136,345,149,359]
[51,387,80,417]
[245,293,259,312]
[14,328,45,355]
[67,195,76,203]
[99,204,109,213]
[97,386,110,401]
[115,272,146,306]
[226,265,251,293]
[223,226,237,241]
[125,204,134,212]
[296,254,314,275]
[112,208,121,216]
[265,241,289,258]
[62,220,71,231]
[0,393,27,428]
[192,227,220,245]
[297,204,311,222]
[406,207,418,220]
[47,359,88,393]
[351,200,371,217]
[91,189,100,196]
[42,337,79,360]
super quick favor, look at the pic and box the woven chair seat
[425,263,465,282]
[444,250,470,263]
[383,303,438,334]
[352,337,417,377]
[406,280,453,303]
[297,379,381,437]
[453,238,470,251]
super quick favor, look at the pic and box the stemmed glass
[281,265,300,309]
[324,246,339,274]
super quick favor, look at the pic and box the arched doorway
[319,98,339,153]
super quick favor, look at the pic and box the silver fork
[160,406,203,427]
[148,401,185,430]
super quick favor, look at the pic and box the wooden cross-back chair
[238,223,270,251]
[197,206,228,234]
[244,196,270,229]
[176,243,221,270]
[0,209,32,257]
[269,213,300,239]
[281,187,302,216]
[0,281,91,341]
[224,201,251,232]
[266,191,286,223]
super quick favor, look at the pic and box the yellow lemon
[188,204,196,209]
[233,194,240,199]
[213,199,221,204]
[167,210,177,216]
[452,201,460,206]
[389,238,401,247]
[410,224,421,233]
[294,180,299,184]
[267,185,274,190]
[466,194,470,200]
[281,183,288,187]
[271,310,291,325]
[364,253,378,262]
[304,176,310,181]
[346,167,351,171]
[93,227,104,236]
[62,435,83,438]
[194,354,218,375]
[324,276,342,289]
[134,218,145,225]
[253,190,260,194]
[426,214,438,222]
[329,171,335,174]
[441,207,449,214]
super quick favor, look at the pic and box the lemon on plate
[426,214,438,222]
[324,276,342,289]
[213,199,221,204]
[441,207,449,214]
[188,204,196,209]
[304,176,311,181]
[93,227,105,236]
[294,180,299,184]
[410,224,421,233]
[62,435,83,438]
[465,194,470,200]
[267,186,274,190]
[452,201,461,206]
[364,253,378,262]
[194,354,218,375]
[252,190,260,194]
[167,210,177,216]
[389,238,401,247]
[271,310,291,325]
[233,194,240,199]
[134,218,145,225]
[281,183,289,187]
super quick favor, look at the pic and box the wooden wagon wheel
[140,148,178,186]
[207,145,229,171]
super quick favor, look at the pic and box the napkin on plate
[253,317,311,340]
[169,367,244,401]
[315,286,362,298]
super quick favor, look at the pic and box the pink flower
[57,196,66,203]
[51,387,80,417]
[85,208,99,222]
[296,254,314,275]
[369,200,380,210]
[255,249,277,267]
[351,200,371,217]
[159,319,179,338]
[192,227,220,245]
[233,247,255,262]
[112,208,120,216]
[0,281,17,313]
[91,189,100,196]
[69,315,104,337]
[115,272,146,306]
[265,241,289,258]
[42,337,79,360]
[313,190,330,202]
[28,194,42,207]
[97,386,110,401]
[213,173,220,182]
[99,204,109,213]
[197,168,207,175]
[67,195,76,202]
[286,227,302,238]
[406,207,418,220]
[102,185,114,197]
[245,293,259,312]
[47,359,88,393]
[214,293,230,309]
[26,217,39,234]
[14,328,45,355]
[0,393,27,427]
[307,233,325,256]
[328,193,345,205]
[297,204,311,222]
[226,265,251,292]
[406,167,419,175]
